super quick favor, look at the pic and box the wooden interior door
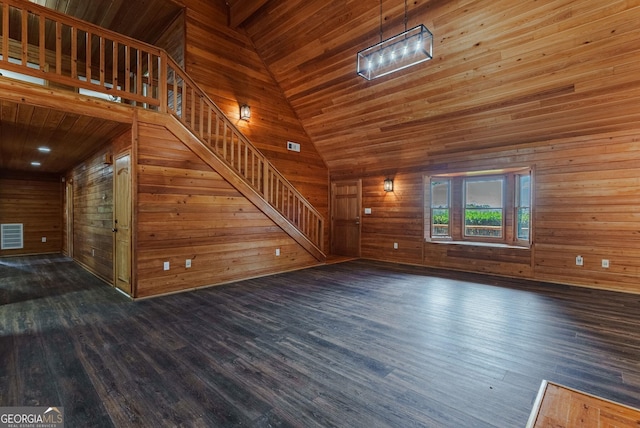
[331,180,361,257]
[114,152,132,295]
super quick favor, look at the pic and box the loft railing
[0,0,162,107]
[0,0,324,252]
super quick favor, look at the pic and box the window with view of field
[464,178,504,238]
[424,169,532,246]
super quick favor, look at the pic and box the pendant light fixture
[357,0,433,80]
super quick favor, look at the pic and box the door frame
[330,179,362,257]
[113,150,133,296]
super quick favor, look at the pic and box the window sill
[425,239,531,250]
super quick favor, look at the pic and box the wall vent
[1,223,24,250]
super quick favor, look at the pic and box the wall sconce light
[384,178,394,192]
[240,104,251,121]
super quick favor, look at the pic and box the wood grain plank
[0,172,62,256]
[3,256,640,426]
[135,121,319,297]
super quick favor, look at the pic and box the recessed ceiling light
[38,147,51,153]
[31,161,41,167]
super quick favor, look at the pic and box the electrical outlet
[41,236,47,243]
[364,208,372,215]
[286,141,301,152]
[601,259,609,268]
[575,255,583,266]
[275,248,281,256]
[186,259,191,268]
[163,261,170,271]
[393,242,398,249]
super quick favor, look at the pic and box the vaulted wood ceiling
[3,0,640,177]
[28,0,182,45]
[239,0,640,176]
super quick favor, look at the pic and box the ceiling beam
[228,0,268,28]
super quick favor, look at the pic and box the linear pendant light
[357,0,433,80]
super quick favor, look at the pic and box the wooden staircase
[0,0,325,261]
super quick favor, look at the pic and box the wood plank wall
[65,131,131,283]
[176,0,330,250]
[352,130,640,294]
[0,170,62,256]
[135,122,318,298]
[242,0,640,177]
[155,9,186,67]
[361,173,424,265]
[234,0,640,293]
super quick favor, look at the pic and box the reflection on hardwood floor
[1,255,639,427]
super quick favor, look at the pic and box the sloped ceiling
[5,0,640,177]
[239,0,640,176]
[28,0,182,44]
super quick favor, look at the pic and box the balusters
[2,4,8,62]
[20,7,26,65]
[222,122,228,161]
[214,114,220,153]
[112,40,118,92]
[85,30,92,82]
[70,26,77,78]
[206,106,212,145]
[0,0,324,249]
[38,15,45,70]
[99,35,105,85]
[135,48,142,99]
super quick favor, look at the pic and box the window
[425,168,532,246]
[516,173,531,242]
[430,179,450,237]
[464,177,503,238]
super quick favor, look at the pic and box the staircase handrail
[163,55,324,250]
[0,0,324,252]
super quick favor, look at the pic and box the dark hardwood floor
[1,255,639,427]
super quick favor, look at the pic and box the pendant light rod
[379,0,383,43]
[404,0,408,32]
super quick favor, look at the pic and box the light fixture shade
[384,178,394,192]
[357,24,433,80]
[240,104,251,121]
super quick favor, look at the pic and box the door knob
[112,228,118,233]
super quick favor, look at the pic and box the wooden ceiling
[28,0,183,44]
[226,0,269,28]
[0,0,181,174]
[240,0,640,176]
[3,0,640,177]
[0,98,129,173]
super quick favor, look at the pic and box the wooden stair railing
[163,57,324,254]
[0,0,325,258]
